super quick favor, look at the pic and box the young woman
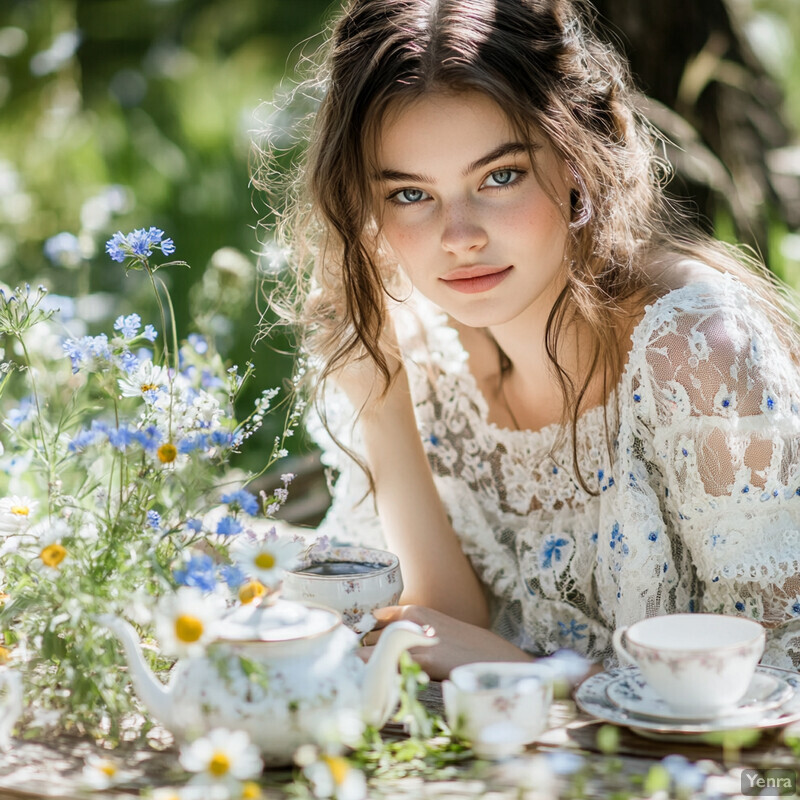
[263,0,800,679]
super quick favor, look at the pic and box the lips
[439,265,513,294]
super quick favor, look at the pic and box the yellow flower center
[242,781,262,799]
[140,383,158,393]
[208,751,231,777]
[157,443,177,464]
[238,580,267,605]
[322,755,350,786]
[99,761,117,778]
[254,552,276,570]
[174,614,204,643]
[10,504,29,516]
[0,646,10,665]
[40,543,67,567]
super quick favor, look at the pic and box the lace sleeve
[633,281,800,669]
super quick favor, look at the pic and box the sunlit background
[1,0,799,523]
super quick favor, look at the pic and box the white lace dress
[308,275,800,669]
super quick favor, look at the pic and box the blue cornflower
[7,397,34,428]
[68,427,100,452]
[44,232,82,267]
[661,755,705,793]
[147,510,162,530]
[201,369,224,389]
[118,349,139,374]
[541,536,569,569]
[173,554,217,593]
[210,431,232,447]
[178,434,208,454]
[105,232,128,262]
[107,426,134,451]
[114,313,141,339]
[221,489,259,516]
[105,227,176,263]
[216,516,243,536]
[63,333,113,373]
[132,425,161,452]
[185,518,203,533]
[142,324,157,342]
[188,333,208,354]
[220,563,247,589]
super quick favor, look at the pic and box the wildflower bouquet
[0,228,304,740]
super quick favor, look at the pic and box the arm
[334,322,489,628]
[638,289,800,667]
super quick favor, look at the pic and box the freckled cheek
[491,198,567,248]
[381,219,433,263]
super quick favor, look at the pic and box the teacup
[612,613,765,717]
[442,662,554,759]
[281,545,402,634]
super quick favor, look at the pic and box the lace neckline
[419,277,728,446]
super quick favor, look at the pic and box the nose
[440,202,488,254]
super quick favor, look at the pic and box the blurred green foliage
[0,0,799,477]
[0,0,332,468]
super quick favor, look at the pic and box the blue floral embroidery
[742,485,750,494]
[648,531,658,542]
[722,398,730,408]
[541,536,569,569]
[792,601,800,616]
[609,523,629,555]
[633,393,641,402]
[735,601,745,612]
[428,435,439,446]
[558,619,588,641]
[767,396,775,410]
[682,448,688,457]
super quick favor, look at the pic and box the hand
[359,605,533,681]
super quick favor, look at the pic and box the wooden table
[2,684,798,799]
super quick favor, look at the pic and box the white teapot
[100,600,437,766]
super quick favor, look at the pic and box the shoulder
[628,265,792,417]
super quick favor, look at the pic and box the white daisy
[300,752,366,800]
[0,495,37,532]
[118,360,168,401]
[230,536,304,589]
[179,728,263,794]
[154,586,225,657]
[81,755,126,790]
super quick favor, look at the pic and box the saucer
[575,665,800,741]
[605,668,793,722]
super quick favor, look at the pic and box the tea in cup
[281,545,402,634]
[612,613,765,717]
[442,662,553,759]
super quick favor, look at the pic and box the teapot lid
[215,599,340,643]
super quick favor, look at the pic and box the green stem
[17,336,51,469]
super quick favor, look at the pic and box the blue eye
[484,169,520,188]
[390,188,428,204]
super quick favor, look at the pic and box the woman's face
[373,90,571,331]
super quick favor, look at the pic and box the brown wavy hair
[256,0,798,493]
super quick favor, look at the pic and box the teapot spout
[361,620,439,729]
[97,614,174,728]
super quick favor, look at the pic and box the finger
[356,645,374,663]
[371,605,404,625]
[361,629,383,647]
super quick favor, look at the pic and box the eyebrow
[375,141,534,184]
